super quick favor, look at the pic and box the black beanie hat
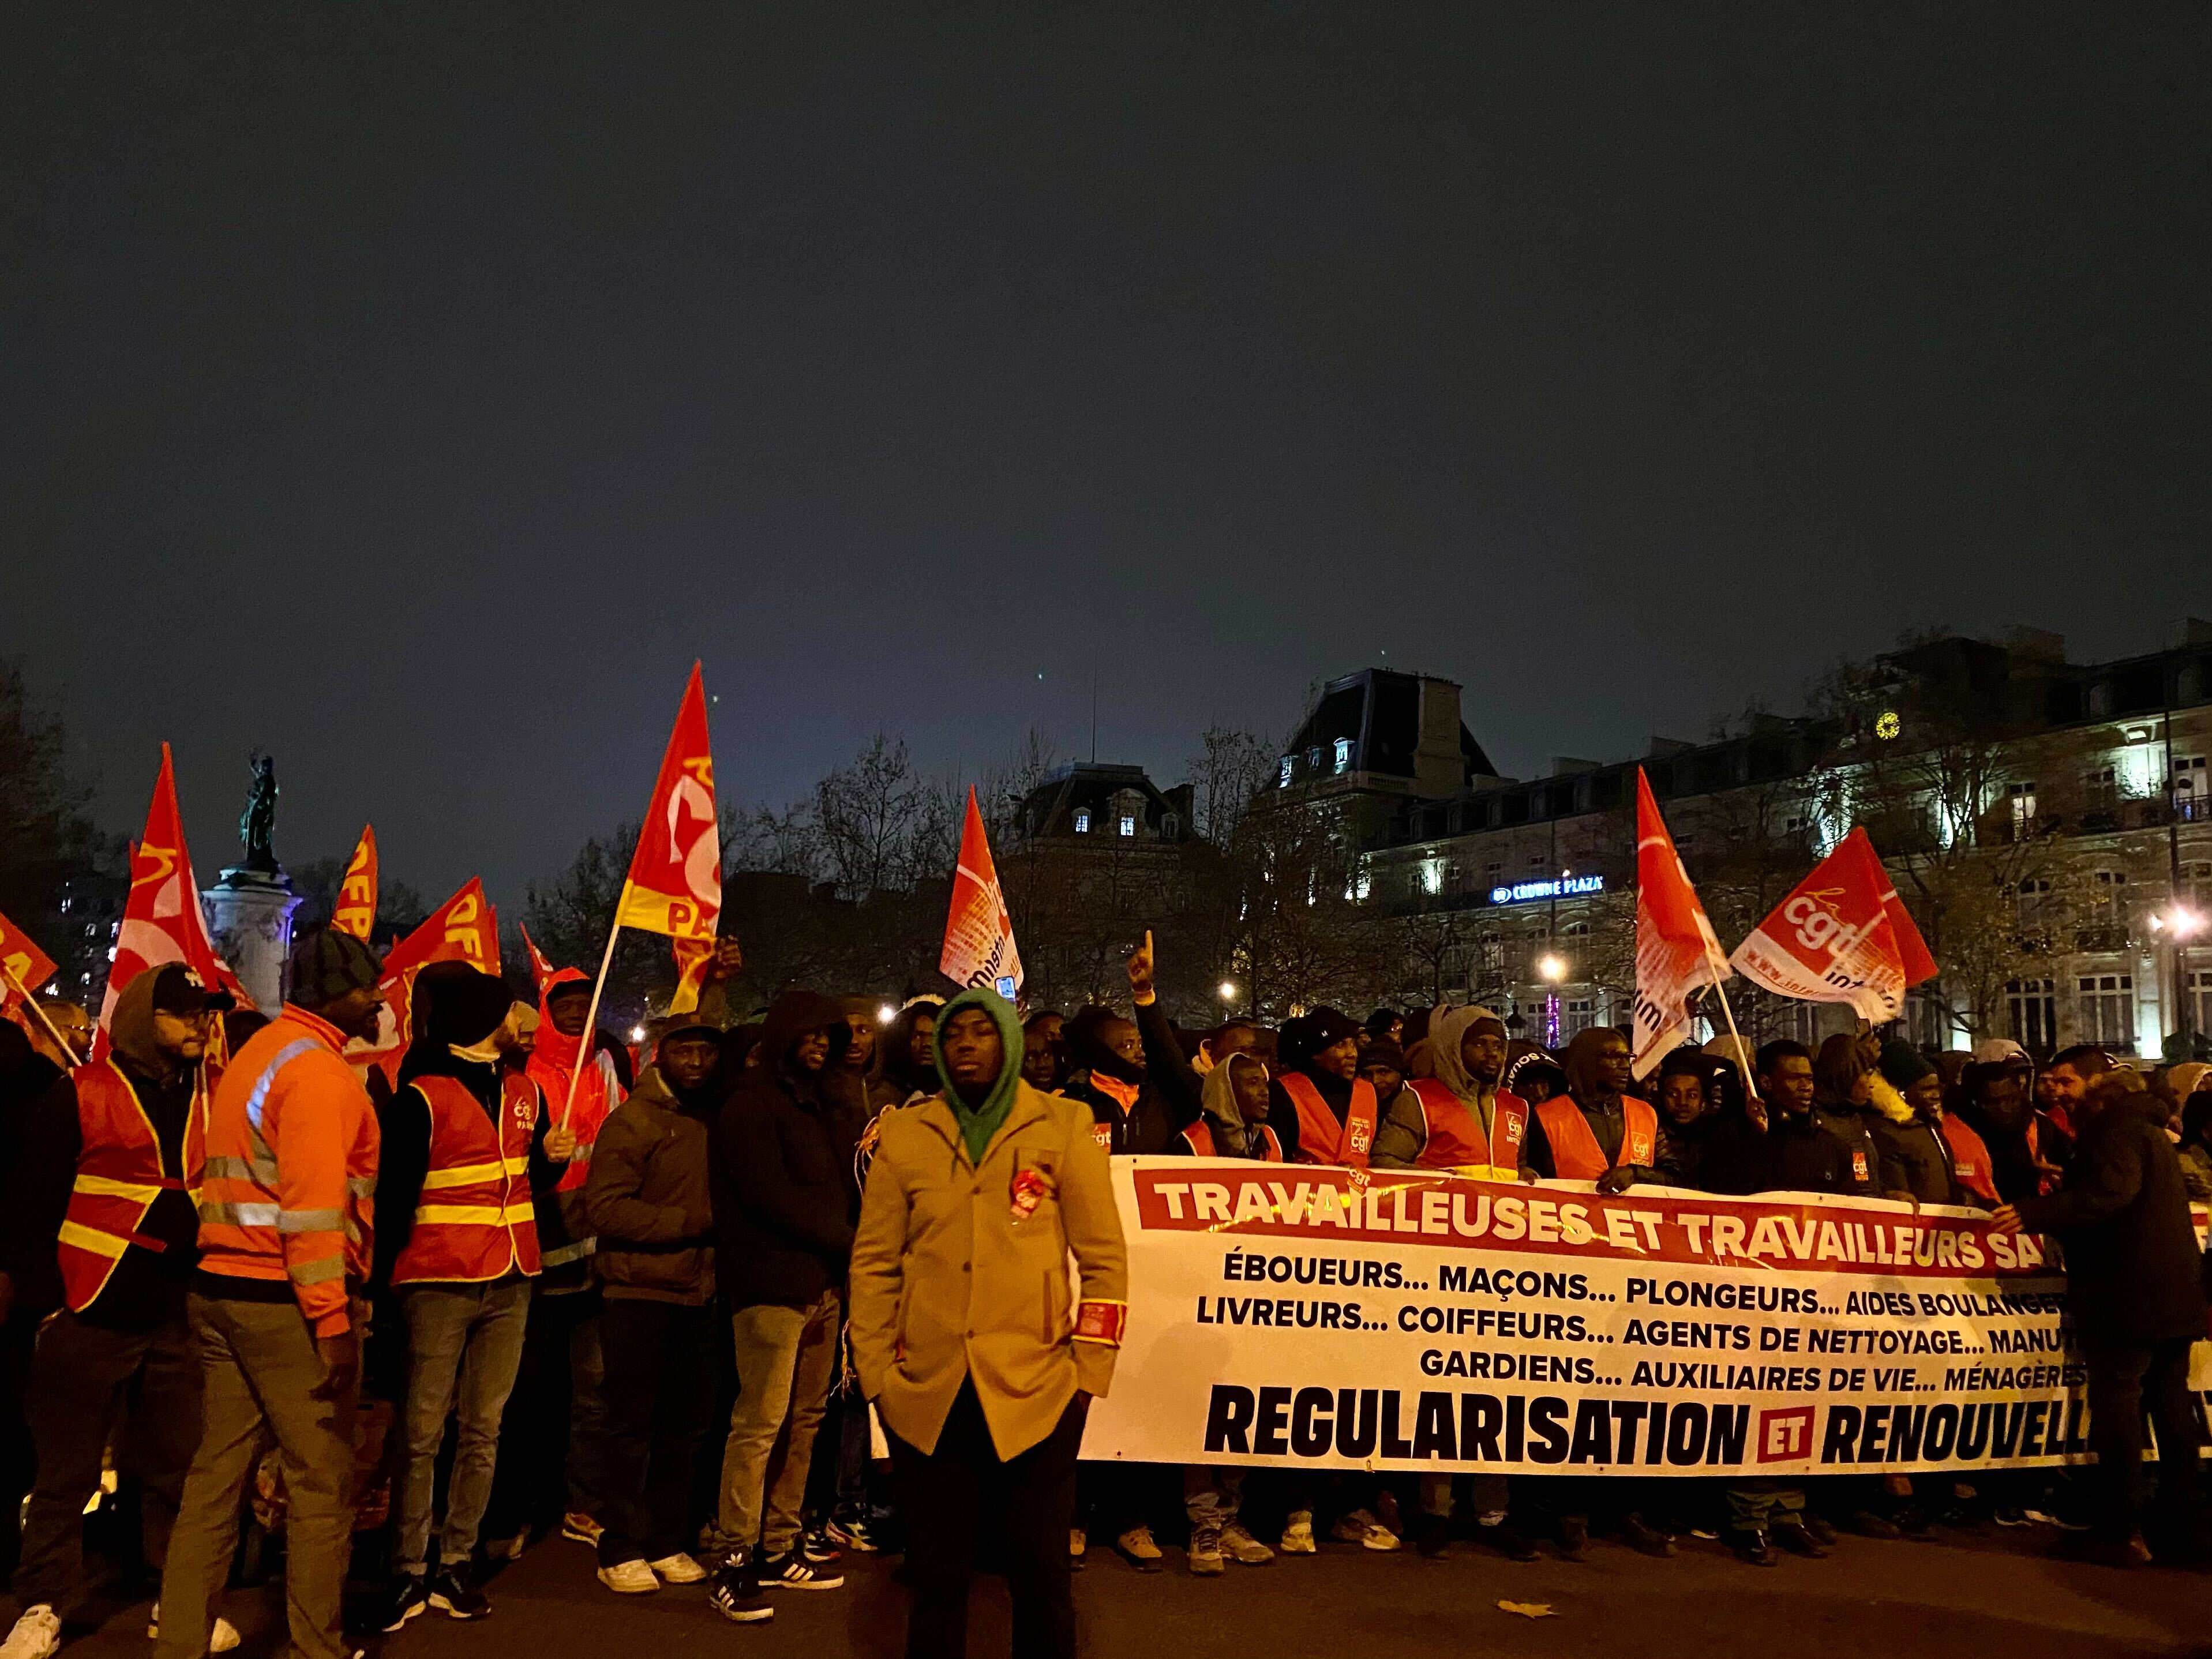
[419,967,513,1049]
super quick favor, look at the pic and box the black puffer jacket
[711,990,856,1309]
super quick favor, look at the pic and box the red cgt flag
[1729,825,1936,1022]
[616,663,722,947]
[1631,768,1731,1080]
[331,825,378,940]
[940,787,1023,1000]
[99,746,249,1051]
[344,877,501,1071]
[0,909,59,1026]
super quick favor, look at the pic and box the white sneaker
[145,1604,241,1653]
[648,1553,706,1585]
[1,1607,61,1659]
[597,1559,662,1594]
[1279,1512,1316,1555]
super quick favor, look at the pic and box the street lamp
[629,1024,647,1043]
[1537,954,1567,984]
[877,1002,899,1025]
[1218,980,1238,1003]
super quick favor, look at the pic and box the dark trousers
[486,1286,608,1537]
[888,1382,1085,1659]
[2083,1334,2203,1546]
[595,1297,716,1567]
[14,1307,200,1617]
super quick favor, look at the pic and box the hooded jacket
[1520,1029,1658,1181]
[525,968,627,1285]
[1176,1053,1279,1158]
[1060,1004,1190,1155]
[711,989,856,1309]
[1,973,203,1326]
[848,987,1127,1459]
[1375,1006,1517,1170]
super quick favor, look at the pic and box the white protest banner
[1080,1158,2212,1478]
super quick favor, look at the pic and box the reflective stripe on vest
[1279,1073,1377,1169]
[1407,1080,1530,1177]
[1532,1096,1658,1181]
[392,1073,543,1284]
[1179,1119,1284,1162]
[58,1058,208,1313]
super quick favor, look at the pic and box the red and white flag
[1631,768,1731,1080]
[1729,826,1937,1022]
[0,909,59,1026]
[99,746,248,1050]
[614,663,722,1014]
[331,825,378,940]
[941,787,1023,1000]
[346,877,501,1069]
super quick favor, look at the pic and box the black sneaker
[707,1548,774,1624]
[1733,1529,1778,1567]
[429,1562,490,1619]
[759,1548,844,1590]
[380,1574,429,1632]
[800,1523,841,1565]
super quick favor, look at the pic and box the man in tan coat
[849,987,1127,1659]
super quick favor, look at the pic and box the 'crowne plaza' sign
[1489,874,1605,906]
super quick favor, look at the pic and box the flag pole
[1698,937,1760,1120]
[3,962,80,1068]
[560,921,621,1132]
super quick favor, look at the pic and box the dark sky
[4,5,2207,913]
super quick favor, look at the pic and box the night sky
[3,6,2206,910]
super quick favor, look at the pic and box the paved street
[24,1523,2211,1659]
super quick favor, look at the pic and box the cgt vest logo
[1851,1149,1870,1183]
[1349,1119,1372,1155]
[1627,1127,1655,1164]
[1091,1123,1112,1151]
[1505,1114,1524,1144]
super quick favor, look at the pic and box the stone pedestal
[203,868,303,1014]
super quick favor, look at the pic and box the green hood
[931,986,1025,1165]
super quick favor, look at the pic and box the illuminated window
[2076,974,2135,1052]
[1118,814,1135,837]
[1333,738,1352,773]
[1421,858,1444,896]
[2176,755,2207,818]
[2192,968,2212,1038]
[1073,810,1090,834]
[2007,978,2057,1051]
[2007,781,2037,827]
[1279,758,1294,789]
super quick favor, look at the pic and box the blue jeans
[395,1277,533,1573]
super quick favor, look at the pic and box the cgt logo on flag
[1757,1406,1816,1463]
[942,786,1023,1000]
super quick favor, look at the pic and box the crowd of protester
[0,926,2204,1659]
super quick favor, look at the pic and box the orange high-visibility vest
[1407,1079,1529,1178]
[56,1059,207,1313]
[1178,1118,1284,1161]
[1938,1114,2000,1204]
[1533,1095,1658,1180]
[1280,1073,1377,1169]
[391,1072,543,1285]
